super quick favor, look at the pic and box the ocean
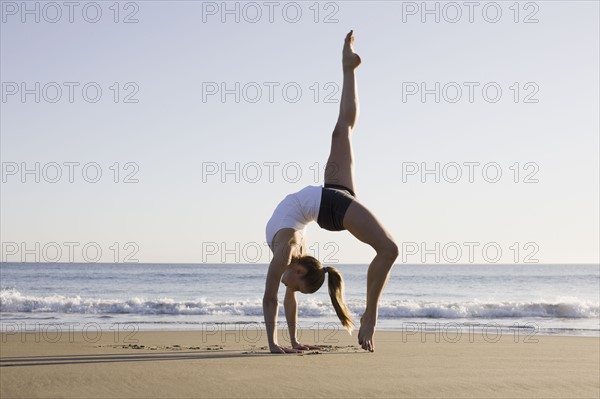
[1,263,598,337]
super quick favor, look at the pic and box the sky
[1,0,598,264]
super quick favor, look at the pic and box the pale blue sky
[1,1,598,264]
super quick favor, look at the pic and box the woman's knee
[375,239,399,261]
[332,123,352,139]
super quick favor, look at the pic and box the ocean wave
[1,289,598,319]
[0,289,264,316]
[373,299,599,319]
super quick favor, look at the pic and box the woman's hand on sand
[269,344,304,354]
[292,342,322,351]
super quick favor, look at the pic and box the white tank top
[265,185,322,249]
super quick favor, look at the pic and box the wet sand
[1,328,599,398]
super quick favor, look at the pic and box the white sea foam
[1,289,598,319]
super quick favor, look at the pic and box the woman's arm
[262,278,279,351]
[283,287,299,345]
[284,283,323,351]
[263,243,301,353]
[286,233,308,344]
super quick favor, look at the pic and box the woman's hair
[293,255,354,334]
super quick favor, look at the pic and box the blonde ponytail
[326,266,354,334]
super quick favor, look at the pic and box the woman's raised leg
[324,30,362,192]
[325,31,398,352]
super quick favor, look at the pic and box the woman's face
[281,263,308,293]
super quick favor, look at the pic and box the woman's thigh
[324,124,355,194]
[342,200,395,251]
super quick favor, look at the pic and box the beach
[2,263,599,397]
[1,328,599,399]
[2,0,599,398]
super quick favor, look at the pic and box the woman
[263,31,399,353]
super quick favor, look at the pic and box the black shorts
[317,184,356,232]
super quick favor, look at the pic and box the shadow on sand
[0,348,361,367]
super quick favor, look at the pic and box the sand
[1,326,599,398]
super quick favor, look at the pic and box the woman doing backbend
[263,31,399,353]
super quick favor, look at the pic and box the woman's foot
[343,30,362,71]
[358,313,375,352]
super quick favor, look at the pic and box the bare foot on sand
[358,313,375,352]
